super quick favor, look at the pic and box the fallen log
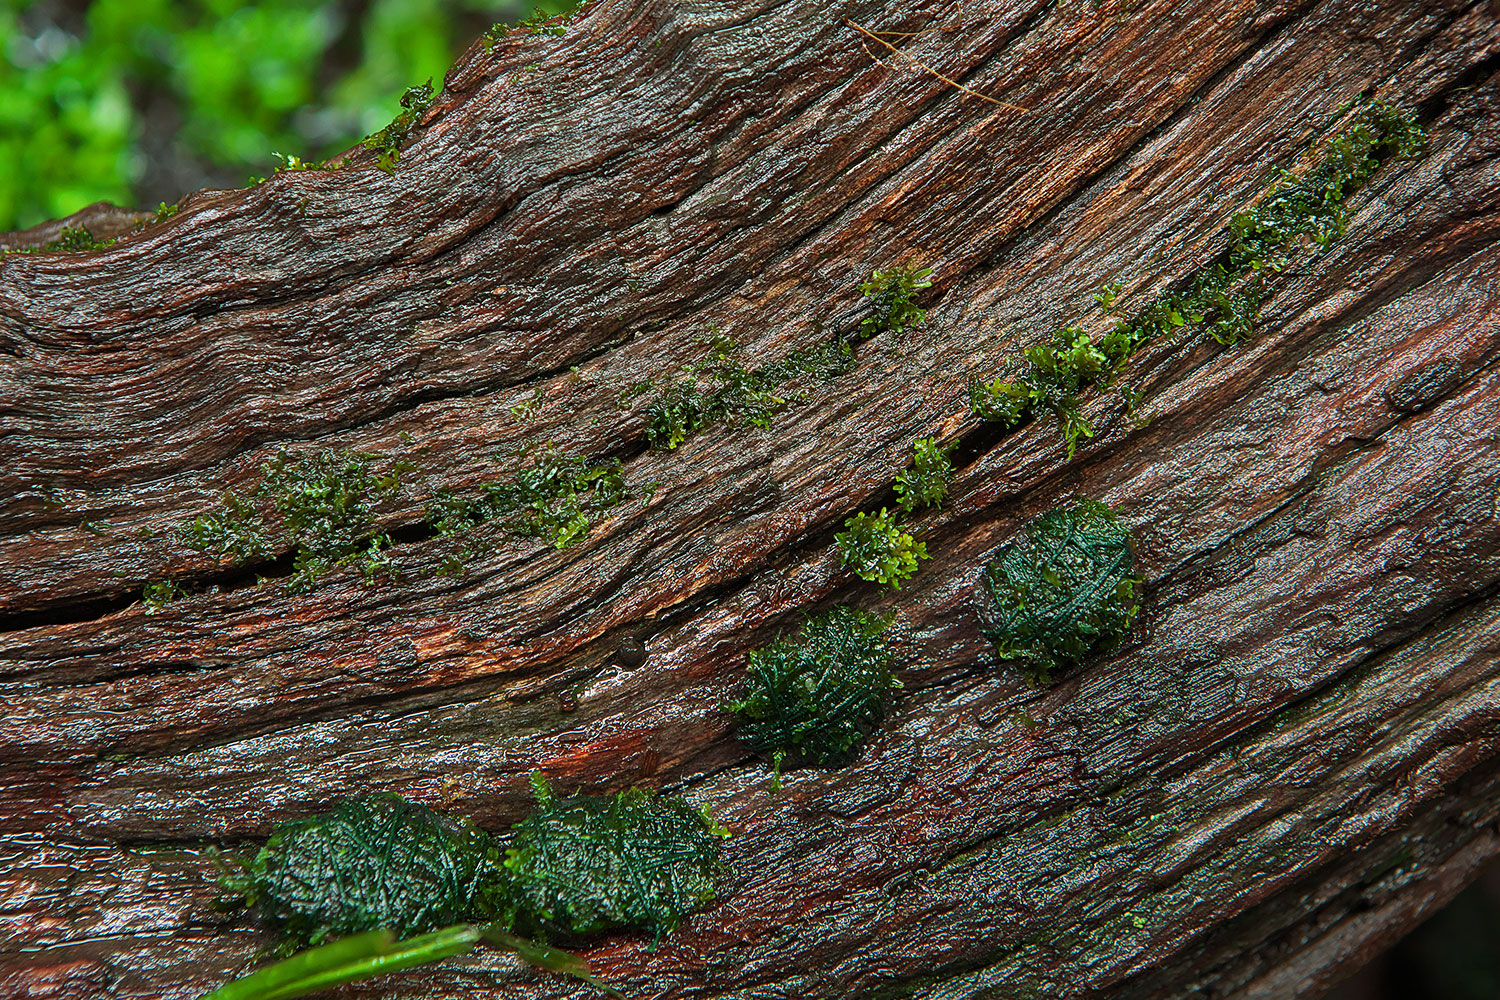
[2,1,1498,998]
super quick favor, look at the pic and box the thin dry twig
[844,17,1028,113]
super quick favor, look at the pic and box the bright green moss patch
[182,487,271,562]
[969,325,1109,458]
[644,334,784,449]
[970,100,1428,457]
[860,264,932,337]
[979,498,1141,684]
[222,794,510,947]
[141,579,187,614]
[182,448,411,593]
[894,437,956,513]
[4,223,120,256]
[252,78,438,180]
[361,80,436,174]
[505,773,729,941]
[730,606,899,779]
[641,333,853,450]
[836,508,929,589]
[426,442,627,551]
[54,224,118,251]
[484,2,584,49]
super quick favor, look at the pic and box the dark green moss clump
[223,794,510,947]
[262,450,409,590]
[641,333,853,450]
[504,773,729,941]
[894,436,956,513]
[222,781,728,954]
[1222,100,1427,275]
[835,508,928,589]
[426,442,627,551]
[970,100,1428,457]
[730,606,899,777]
[979,498,1141,684]
[182,448,411,593]
[860,264,932,337]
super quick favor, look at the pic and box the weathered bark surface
[2,1,1498,998]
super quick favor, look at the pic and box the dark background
[1326,860,1500,1000]
[0,0,573,230]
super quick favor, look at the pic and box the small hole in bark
[615,636,647,668]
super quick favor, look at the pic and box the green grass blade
[260,924,481,999]
[197,921,616,999]
[198,929,397,1000]
[479,925,624,997]
[196,925,479,1000]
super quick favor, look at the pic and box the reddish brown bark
[2,1,1498,998]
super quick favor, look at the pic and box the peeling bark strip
[1,0,1498,998]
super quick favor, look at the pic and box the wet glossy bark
[2,1,1498,998]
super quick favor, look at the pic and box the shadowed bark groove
[2,0,1498,998]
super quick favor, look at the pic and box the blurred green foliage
[0,0,574,230]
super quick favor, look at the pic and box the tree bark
[2,1,1499,999]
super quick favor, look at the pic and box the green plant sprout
[860,264,933,337]
[181,448,412,594]
[969,100,1428,457]
[835,508,929,589]
[1092,280,1123,312]
[730,606,900,786]
[893,437,957,513]
[426,442,628,552]
[978,498,1141,685]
